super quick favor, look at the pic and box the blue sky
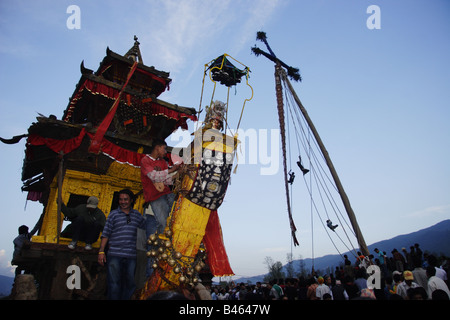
[0,0,449,278]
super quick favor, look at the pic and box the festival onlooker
[284,278,297,300]
[98,189,145,300]
[402,247,413,270]
[431,289,450,300]
[211,287,219,300]
[383,276,394,300]
[238,282,248,300]
[426,266,450,299]
[414,243,423,264]
[343,275,359,300]
[392,249,405,272]
[374,248,388,277]
[343,254,353,278]
[412,258,428,289]
[306,277,318,300]
[408,287,428,300]
[331,279,349,300]
[391,271,404,297]
[251,282,264,300]
[267,281,281,300]
[396,270,419,299]
[316,276,332,300]
[218,287,230,300]
[297,277,308,300]
[354,268,368,292]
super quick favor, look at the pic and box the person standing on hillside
[413,243,423,265]
[392,249,405,272]
[343,255,354,278]
[402,247,413,270]
[374,248,388,277]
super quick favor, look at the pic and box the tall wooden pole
[279,69,369,256]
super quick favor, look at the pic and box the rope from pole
[275,63,299,246]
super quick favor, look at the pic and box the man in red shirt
[140,139,181,234]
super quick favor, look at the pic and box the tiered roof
[21,38,197,204]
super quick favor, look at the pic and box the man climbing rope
[297,156,309,175]
[327,220,338,231]
[288,170,295,185]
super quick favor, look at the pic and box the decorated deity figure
[204,100,226,131]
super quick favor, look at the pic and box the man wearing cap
[396,270,420,299]
[61,196,106,250]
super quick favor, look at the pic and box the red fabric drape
[27,129,145,167]
[26,191,42,201]
[149,102,197,129]
[203,210,234,277]
[65,78,196,126]
[84,79,197,122]
[84,79,120,99]
[87,133,145,166]
[27,128,87,154]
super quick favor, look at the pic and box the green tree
[263,256,285,282]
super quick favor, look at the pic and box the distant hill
[237,219,450,283]
[0,275,14,298]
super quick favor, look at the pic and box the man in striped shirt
[98,189,145,300]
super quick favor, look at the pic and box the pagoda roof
[62,67,196,124]
[61,38,197,140]
[103,46,170,80]
[19,38,198,205]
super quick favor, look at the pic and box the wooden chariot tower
[11,37,197,299]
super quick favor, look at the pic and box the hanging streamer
[89,61,139,154]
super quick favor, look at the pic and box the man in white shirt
[434,266,448,282]
[396,270,419,299]
[412,258,428,289]
[426,266,450,299]
[316,276,332,300]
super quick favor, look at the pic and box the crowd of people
[207,244,450,301]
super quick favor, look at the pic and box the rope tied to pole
[275,63,299,246]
